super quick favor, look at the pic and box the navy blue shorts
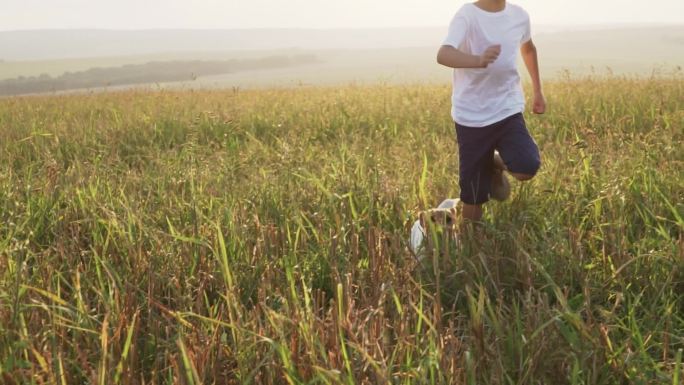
[455,113,541,205]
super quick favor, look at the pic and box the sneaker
[490,152,510,201]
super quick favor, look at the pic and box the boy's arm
[437,44,501,69]
[520,39,546,114]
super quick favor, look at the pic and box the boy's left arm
[521,39,546,114]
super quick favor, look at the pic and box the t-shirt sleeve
[520,11,532,44]
[442,11,468,48]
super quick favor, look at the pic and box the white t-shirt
[442,2,531,127]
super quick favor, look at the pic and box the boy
[437,0,545,223]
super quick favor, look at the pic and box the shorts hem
[460,197,490,206]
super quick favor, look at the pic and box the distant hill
[0,55,316,96]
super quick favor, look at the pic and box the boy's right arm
[440,9,500,69]
[437,45,501,69]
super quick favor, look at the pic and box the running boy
[437,0,545,222]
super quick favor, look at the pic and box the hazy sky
[2,0,683,30]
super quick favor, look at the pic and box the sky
[2,0,683,30]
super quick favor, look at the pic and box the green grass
[0,76,682,384]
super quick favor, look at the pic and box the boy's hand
[532,91,546,114]
[479,45,501,68]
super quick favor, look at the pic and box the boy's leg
[493,151,506,170]
[455,122,498,222]
[490,151,511,201]
[462,203,483,222]
[496,113,541,181]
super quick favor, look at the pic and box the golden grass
[0,76,682,384]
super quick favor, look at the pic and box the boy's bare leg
[462,203,483,222]
[509,172,535,181]
[494,150,536,181]
[491,151,511,201]
[460,204,486,239]
[493,151,506,170]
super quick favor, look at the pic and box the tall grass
[0,75,682,384]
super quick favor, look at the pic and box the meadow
[0,75,682,384]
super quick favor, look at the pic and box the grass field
[0,75,683,384]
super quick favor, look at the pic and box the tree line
[0,54,317,96]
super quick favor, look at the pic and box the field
[0,75,683,384]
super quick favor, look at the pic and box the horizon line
[1,22,683,33]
